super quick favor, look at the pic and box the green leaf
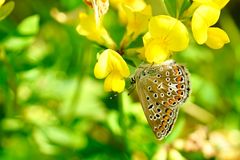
[44,126,87,149]
[17,15,40,35]
[0,1,15,21]
[3,36,34,51]
[164,0,177,17]
[179,0,191,17]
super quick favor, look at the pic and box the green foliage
[164,0,177,17]
[164,0,191,17]
[17,15,40,35]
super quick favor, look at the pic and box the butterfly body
[131,60,190,140]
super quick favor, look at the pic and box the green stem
[118,93,128,151]
[0,48,18,115]
[119,33,131,55]
[146,0,168,15]
[67,75,82,121]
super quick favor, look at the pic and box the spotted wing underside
[135,62,190,140]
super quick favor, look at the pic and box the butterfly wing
[135,61,190,140]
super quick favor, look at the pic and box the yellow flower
[110,0,146,24]
[143,15,189,63]
[191,0,230,48]
[0,0,15,21]
[205,27,230,49]
[120,5,151,47]
[192,0,229,9]
[94,49,130,93]
[76,13,116,49]
[0,0,5,7]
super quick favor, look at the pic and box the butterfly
[130,60,190,140]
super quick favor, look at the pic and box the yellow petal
[205,27,230,49]
[144,39,170,63]
[143,32,152,46]
[108,49,130,77]
[164,21,189,51]
[103,72,113,92]
[110,0,146,24]
[213,0,230,9]
[193,0,229,9]
[193,0,216,5]
[110,0,146,11]
[149,15,177,39]
[76,13,98,37]
[76,13,116,48]
[104,72,125,93]
[94,50,111,79]
[124,5,152,40]
[0,0,5,7]
[148,15,189,51]
[111,74,125,93]
[192,5,220,44]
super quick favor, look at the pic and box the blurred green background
[0,0,240,159]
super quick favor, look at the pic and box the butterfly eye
[142,71,146,76]
[130,77,136,84]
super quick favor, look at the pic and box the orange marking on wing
[159,126,164,132]
[173,66,179,75]
[177,76,183,82]
[163,116,169,121]
[168,99,173,104]
[175,95,182,102]
[166,109,172,116]
[177,90,183,95]
[164,102,170,107]
[177,84,182,89]
[174,95,180,100]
